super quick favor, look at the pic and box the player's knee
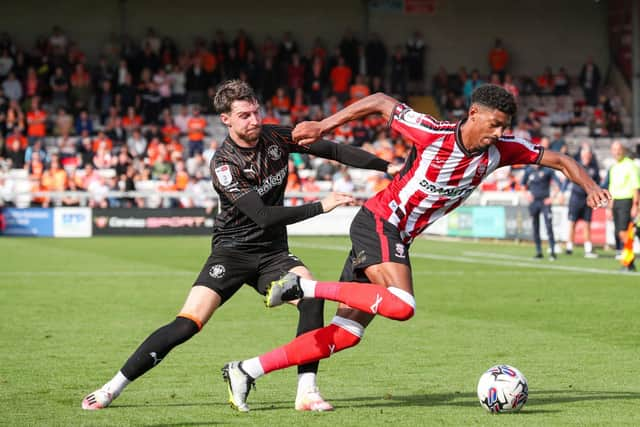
[172,315,201,345]
[330,316,365,352]
[387,287,416,321]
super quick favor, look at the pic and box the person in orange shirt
[261,103,281,125]
[186,106,207,157]
[26,97,47,143]
[289,88,309,124]
[173,160,190,191]
[348,74,370,104]
[157,173,178,208]
[122,106,143,134]
[40,154,68,207]
[161,119,181,144]
[26,150,45,180]
[271,87,291,116]
[488,38,509,80]
[7,129,29,150]
[92,131,113,152]
[329,56,352,102]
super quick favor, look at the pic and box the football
[477,365,528,413]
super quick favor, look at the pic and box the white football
[477,365,528,413]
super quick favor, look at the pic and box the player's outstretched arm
[539,149,611,208]
[293,93,398,145]
[234,190,354,229]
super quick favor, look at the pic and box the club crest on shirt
[267,145,282,160]
[209,264,226,279]
[395,243,406,258]
[401,109,423,125]
[215,164,233,186]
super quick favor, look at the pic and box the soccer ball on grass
[477,364,528,413]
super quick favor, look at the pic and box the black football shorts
[194,247,306,304]
[339,207,411,283]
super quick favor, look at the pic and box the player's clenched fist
[293,121,324,146]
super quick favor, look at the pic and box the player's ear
[468,104,478,121]
[220,113,231,127]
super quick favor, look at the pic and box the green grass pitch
[1,236,638,426]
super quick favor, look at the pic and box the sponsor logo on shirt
[418,179,475,198]
[255,166,287,196]
[267,145,282,160]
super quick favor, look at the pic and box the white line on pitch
[290,242,628,276]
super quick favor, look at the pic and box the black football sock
[120,316,200,381]
[296,298,324,375]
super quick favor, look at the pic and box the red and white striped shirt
[365,103,543,243]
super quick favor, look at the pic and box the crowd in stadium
[0,26,631,208]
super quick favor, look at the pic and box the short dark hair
[470,84,517,117]
[213,80,257,114]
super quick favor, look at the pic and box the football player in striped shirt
[222,84,611,410]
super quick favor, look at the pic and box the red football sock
[259,324,361,374]
[313,282,415,321]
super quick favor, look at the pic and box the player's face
[467,105,511,151]
[222,100,262,146]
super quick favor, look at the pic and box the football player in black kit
[82,80,398,412]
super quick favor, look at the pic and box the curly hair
[213,80,258,114]
[470,84,517,117]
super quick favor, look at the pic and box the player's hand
[320,192,354,213]
[293,121,324,146]
[586,188,612,209]
[386,163,403,176]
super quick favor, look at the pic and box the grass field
[1,236,639,426]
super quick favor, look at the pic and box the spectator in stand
[0,48,13,79]
[40,153,67,207]
[92,130,113,153]
[61,178,82,207]
[463,69,484,106]
[553,67,570,96]
[185,56,208,106]
[70,63,92,110]
[50,66,69,109]
[26,97,47,144]
[290,88,309,124]
[2,72,22,102]
[432,66,449,106]
[23,67,41,99]
[306,56,327,108]
[488,38,509,80]
[332,169,354,193]
[4,135,25,168]
[351,119,371,147]
[536,66,554,96]
[271,87,292,116]
[53,106,74,137]
[389,46,407,100]
[607,112,625,137]
[261,103,281,125]
[348,74,370,105]
[259,57,278,102]
[122,106,143,135]
[202,139,218,164]
[338,29,359,73]
[186,151,209,178]
[579,56,601,106]
[406,31,426,95]
[365,33,387,81]
[186,106,207,157]
[569,102,587,127]
[287,53,305,94]
[116,72,139,113]
[549,132,568,155]
[502,73,519,100]
[75,109,94,136]
[329,56,352,103]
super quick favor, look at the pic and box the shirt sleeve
[298,139,389,172]
[497,137,543,167]
[234,191,324,229]
[388,103,456,149]
[210,156,253,203]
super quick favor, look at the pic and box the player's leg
[83,251,248,411]
[542,204,556,259]
[531,203,542,257]
[582,206,597,257]
[566,200,578,254]
[267,208,416,320]
[82,286,221,410]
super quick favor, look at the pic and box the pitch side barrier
[0,204,615,246]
